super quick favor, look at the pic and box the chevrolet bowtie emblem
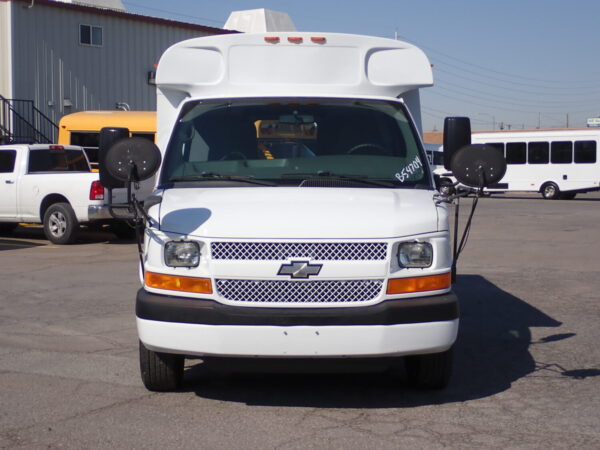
[278,261,322,279]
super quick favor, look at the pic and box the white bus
[471,129,600,199]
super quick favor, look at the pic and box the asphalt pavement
[1,192,599,449]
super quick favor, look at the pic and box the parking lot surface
[1,193,599,449]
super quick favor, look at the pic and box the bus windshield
[161,98,431,188]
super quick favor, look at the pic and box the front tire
[139,341,184,391]
[541,182,560,200]
[405,346,453,389]
[43,203,79,244]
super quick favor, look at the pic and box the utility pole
[566,113,569,128]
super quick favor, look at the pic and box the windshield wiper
[170,172,276,186]
[281,171,396,188]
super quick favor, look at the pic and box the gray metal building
[0,0,231,143]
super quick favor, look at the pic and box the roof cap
[224,8,296,32]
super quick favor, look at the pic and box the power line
[398,33,600,86]
[433,80,600,109]
[425,90,600,116]
[434,66,600,96]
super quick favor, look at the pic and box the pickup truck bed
[0,144,131,244]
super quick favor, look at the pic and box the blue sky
[122,0,600,131]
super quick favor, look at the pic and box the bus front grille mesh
[211,242,387,261]
[215,279,384,304]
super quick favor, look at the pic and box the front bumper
[136,289,459,357]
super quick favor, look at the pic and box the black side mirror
[99,127,130,189]
[443,117,471,171]
[104,137,161,184]
[451,144,507,188]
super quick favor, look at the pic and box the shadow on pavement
[0,224,134,246]
[0,237,46,251]
[180,274,575,407]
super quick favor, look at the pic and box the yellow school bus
[57,111,156,168]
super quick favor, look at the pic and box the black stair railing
[0,95,58,144]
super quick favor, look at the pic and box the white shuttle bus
[99,32,501,391]
[472,129,600,199]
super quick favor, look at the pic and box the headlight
[398,242,433,268]
[164,241,200,267]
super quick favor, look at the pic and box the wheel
[43,203,79,244]
[110,220,136,240]
[405,346,453,389]
[560,192,576,200]
[139,341,184,391]
[541,182,560,200]
[347,143,389,155]
[0,223,18,235]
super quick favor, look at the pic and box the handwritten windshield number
[395,156,423,182]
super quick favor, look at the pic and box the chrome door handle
[5,180,15,184]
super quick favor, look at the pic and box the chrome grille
[216,279,384,304]
[211,242,387,261]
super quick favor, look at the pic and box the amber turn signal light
[386,272,451,295]
[145,271,213,294]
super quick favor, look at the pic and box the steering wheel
[220,152,248,161]
[347,143,389,155]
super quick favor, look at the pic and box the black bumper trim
[136,289,458,326]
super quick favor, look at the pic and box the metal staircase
[0,95,58,144]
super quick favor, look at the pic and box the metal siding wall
[10,2,217,125]
[0,1,12,99]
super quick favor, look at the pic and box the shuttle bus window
[505,142,526,164]
[486,142,504,157]
[550,141,573,164]
[528,141,549,164]
[574,141,596,164]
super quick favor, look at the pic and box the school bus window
[70,132,100,165]
[505,142,526,164]
[528,141,549,164]
[574,140,596,164]
[550,141,572,164]
[131,132,155,142]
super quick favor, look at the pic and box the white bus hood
[158,187,442,239]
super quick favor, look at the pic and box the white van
[99,32,502,391]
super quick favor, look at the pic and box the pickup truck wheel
[43,203,79,244]
[405,346,453,389]
[139,341,184,391]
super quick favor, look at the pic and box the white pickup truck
[0,143,130,244]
